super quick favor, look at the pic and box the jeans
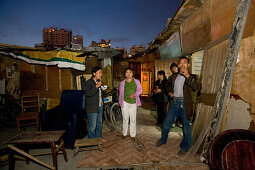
[87,106,103,138]
[160,98,191,152]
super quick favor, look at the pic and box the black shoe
[122,135,126,139]
[155,140,164,147]
[131,137,136,141]
[178,149,187,156]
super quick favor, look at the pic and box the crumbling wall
[231,29,255,130]
[225,97,252,130]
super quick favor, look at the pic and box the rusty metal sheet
[158,32,181,59]
[181,19,211,54]
[211,0,237,42]
[200,40,229,94]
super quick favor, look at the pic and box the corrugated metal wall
[192,40,229,142]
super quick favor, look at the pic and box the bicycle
[103,88,122,133]
[103,94,115,132]
[110,102,122,133]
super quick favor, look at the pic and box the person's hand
[129,93,135,99]
[156,89,161,93]
[169,92,174,97]
[180,68,190,78]
[96,81,102,88]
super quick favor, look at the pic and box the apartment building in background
[43,27,72,48]
[72,35,83,46]
[90,39,111,48]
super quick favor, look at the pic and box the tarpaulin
[0,50,85,71]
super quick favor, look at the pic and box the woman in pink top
[119,67,142,140]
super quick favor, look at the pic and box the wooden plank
[59,69,62,90]
[200,40,229,94]
[34,65,45,74]
[191,105,212,146]
[222,141,255,170]
[197,93,216,106]
[243,0,255,38]
[74,138,102,147]
[191,103,204,139]
[20,61,32,72]
[61,69,72,90]
[45,67,48,90]
[7,131,65,144]
[8,144,55,170]
[47,66,59,91]
[20,71,45,91]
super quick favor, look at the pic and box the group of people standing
[84,66,142,141]
[84,56,201,156]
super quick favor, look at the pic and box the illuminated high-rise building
[43,27,72,48]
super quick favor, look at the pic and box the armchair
[40,90,87,149]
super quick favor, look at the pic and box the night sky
[0,0,181,51]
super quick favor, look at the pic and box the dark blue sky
[0,0,181,50]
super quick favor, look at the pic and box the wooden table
[5,131,68,170]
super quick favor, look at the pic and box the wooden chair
[16,95,40,132]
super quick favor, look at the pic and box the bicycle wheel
[103,104,115,131]
[110,103,122,133]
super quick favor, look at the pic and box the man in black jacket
[85,66,104,138]
[155,56,201,156]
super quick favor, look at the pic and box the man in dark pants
[155,56,201,156]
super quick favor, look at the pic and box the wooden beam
[8,144,55,170]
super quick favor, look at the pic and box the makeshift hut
[148,0,255,157]
[0,44,86,109]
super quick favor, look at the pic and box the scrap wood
[8,144,55,170]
